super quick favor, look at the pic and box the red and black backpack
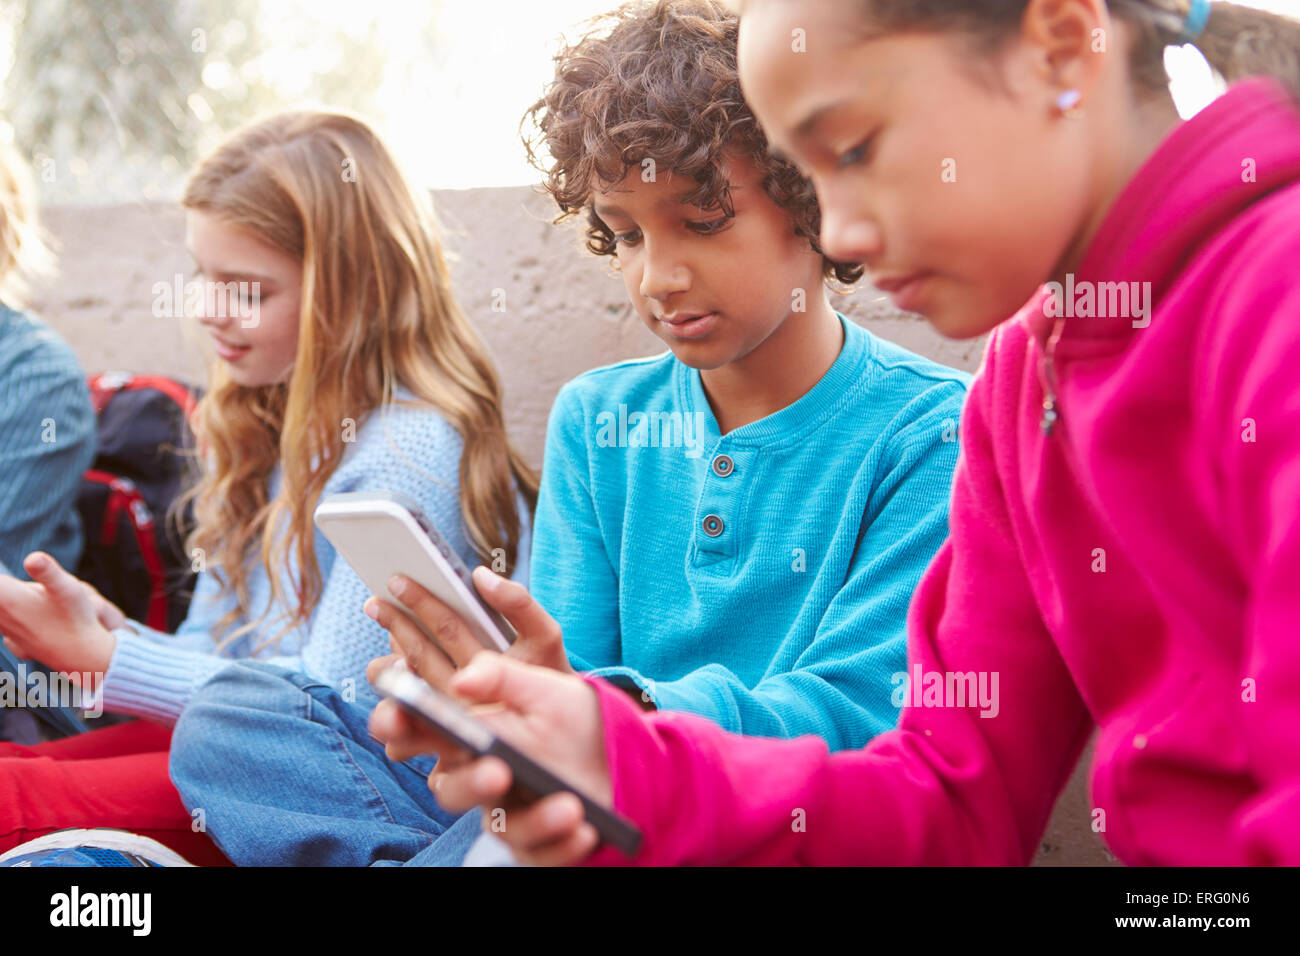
[76,373,201,633]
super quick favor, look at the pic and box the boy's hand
[368,652,608,866]
[363,566,575,695]
[0,552,121,686]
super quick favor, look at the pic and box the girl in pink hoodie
[369,0,1300,866]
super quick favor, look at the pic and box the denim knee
[198,659,330,707]
[171,661,318,780]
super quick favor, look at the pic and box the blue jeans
[170,660,485,866]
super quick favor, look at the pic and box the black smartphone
[372,661,642,859]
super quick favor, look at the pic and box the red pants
[0,719,231,866]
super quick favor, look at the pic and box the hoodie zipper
[1038,314,1068,436]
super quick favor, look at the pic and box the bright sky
[3,0,1296,192]
[389,0,620,189]
[258,0,618,190]
[304,0,1299,189]
[1165,0,1300,118]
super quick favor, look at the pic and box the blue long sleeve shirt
[0,305,94,574]
[99,393,531,725]
[531,314,970,752]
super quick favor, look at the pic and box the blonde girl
[0,111,535,866]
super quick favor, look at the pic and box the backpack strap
[85,469,170,632]
[86,372,198,420]
[123,375,198,419]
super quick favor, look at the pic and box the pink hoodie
[585,78,1300,866]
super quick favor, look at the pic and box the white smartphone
[313,490,515,652]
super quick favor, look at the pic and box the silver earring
[1056,88,1084,118]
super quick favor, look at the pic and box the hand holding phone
[314,491,516,652]
[372,658,640,859]
[368,566,578,683]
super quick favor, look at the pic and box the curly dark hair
[521,0,863,285]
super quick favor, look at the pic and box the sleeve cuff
[100,624,232,725]
[582,666,657,708]
[579,675,709,867]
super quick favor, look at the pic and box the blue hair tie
[1181,0,1211,44]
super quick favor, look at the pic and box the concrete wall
[30,186,1115,866]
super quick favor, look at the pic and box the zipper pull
[1038,314,1067,438]
[1041,397,1059,436]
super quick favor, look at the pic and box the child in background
[422,0,973,743]
[0,141,93,584]
[513,0,969,743]
[0,111,534,867]
[374,0,1300,866]
[169,0,967,866]
[0,140,95,746]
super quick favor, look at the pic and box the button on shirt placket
[696,450,741,562]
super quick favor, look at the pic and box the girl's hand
[363,566,575,695]
[368,652,608,866]
[0,552,120,685]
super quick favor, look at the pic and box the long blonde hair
[0,140,54,309]
[180,110,537,648]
